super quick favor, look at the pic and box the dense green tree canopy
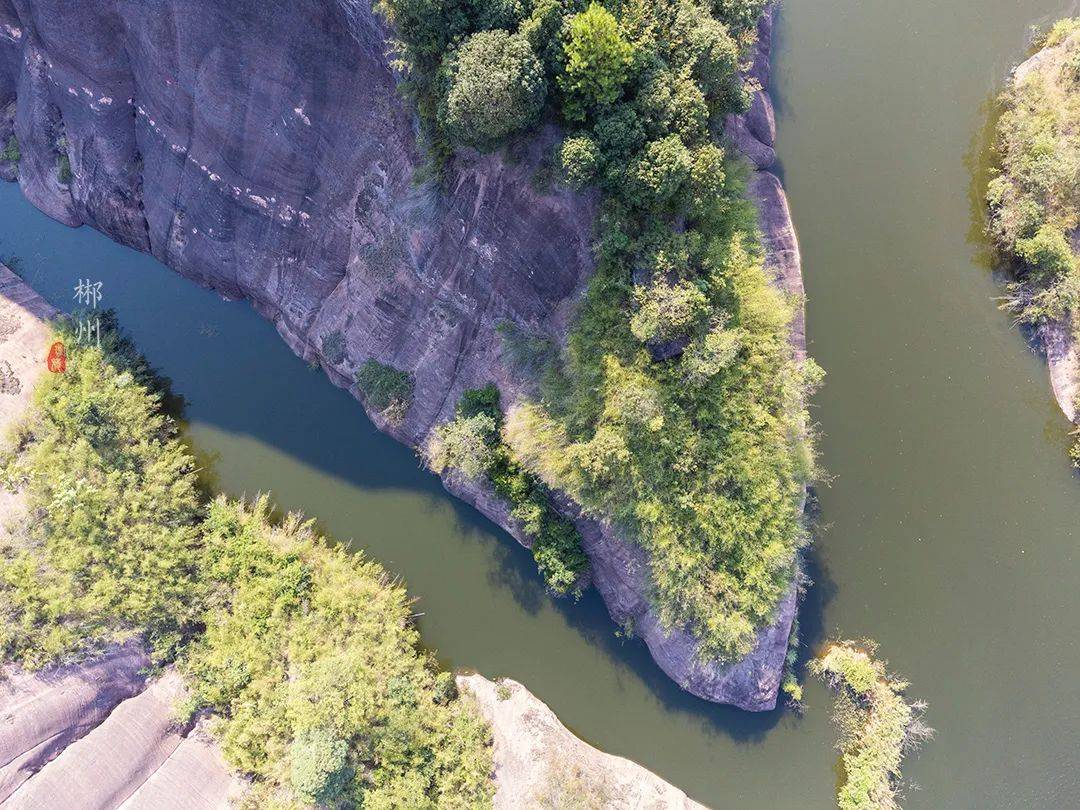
[559,3,635,121]
[441,30,547,149]
[0,321,494,808]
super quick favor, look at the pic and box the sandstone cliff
[0,0,804,709]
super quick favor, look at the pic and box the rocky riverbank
[0,0,806,709]
[0,266,710,807]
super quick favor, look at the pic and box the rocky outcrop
[0,1,804,708]
[2,665,243,810]
[1040,319,1080,422]
[458,673,707,809]
[1005,38,1080,424]
[0,642,148,801]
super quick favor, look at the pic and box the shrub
[1015,223,1075,279]
[629,278,709,343]
[560,134,601,188]
[57,152,72,185]
[682,320,741,383]
[321,329,347,365]
[425,412,498,480]
[356,359,413,419]
[458,382,501,419]
[559,3,634,121]
[291,729,351,805]
[442,30,546,150]
[495,320,556,381]
[0,135,19,163]
[811,641,934,810]
[630,135,693,209]
[451,386,588,597]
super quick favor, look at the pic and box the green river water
[2,0,1080,805]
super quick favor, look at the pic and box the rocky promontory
[0,0,805,709]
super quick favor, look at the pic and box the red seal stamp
[46,341,66,373]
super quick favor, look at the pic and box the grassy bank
[382,0,820,661]
[0,319,493,808]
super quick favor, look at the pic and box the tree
[559,134,601,187]
[630,134,692,209]
[559,3,634,121]
[425,413,498,480]
[290,730,351,805]
[630,278,709,344]
[442,30,546,150]
[1016,223,1075,279]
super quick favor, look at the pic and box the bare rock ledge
[458,673,706,809]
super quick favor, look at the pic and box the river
[2,0,1079,806]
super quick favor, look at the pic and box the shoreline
[0,0,806,711]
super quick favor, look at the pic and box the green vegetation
[321,329,347,365]
[988,19,1080,327]
[426,385,588,597]
[56,136,72,185]
[779,614,802,704]
[0,319,493,808]
[559,3,634,121]
[442,30,547,149]
[355,359,414,424]
[811,641,933,810]
[988,19,1080,463]
[381,0,819,659]
[0,135,19,164]
[0,317,200,668]
[184,497,493,808]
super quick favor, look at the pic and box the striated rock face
[0,0,804,708]
[0,642,149,802]
[458,673,707,809]
[1,660,244,810]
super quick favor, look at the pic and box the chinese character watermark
[73,278,103,347]
[73,278,103,308]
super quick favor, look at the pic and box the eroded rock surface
[0,642,148,802]
[3,669,241,810]
[458,674,707,809]
[0,0,804,708]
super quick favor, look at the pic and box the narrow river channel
[2,1,1079,806]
